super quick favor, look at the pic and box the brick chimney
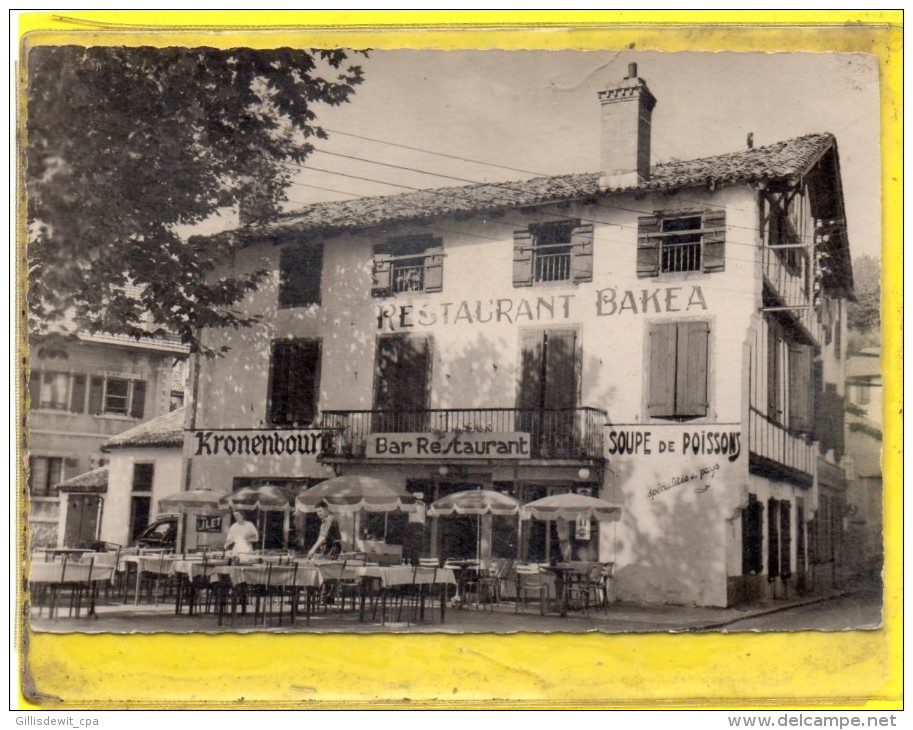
[597,63,656,190]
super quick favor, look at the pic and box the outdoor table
[351,565,457,625]
[29,559,113,618]
[222,564,320,626]
[42,548,94,561]
[122,554,177,605]
[541,562,597,617]
[171,558,232,616]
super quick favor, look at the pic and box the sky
[262,49,882,262]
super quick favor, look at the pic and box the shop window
[372,334,432,432]
[279,244,323,308]
[28,371,87,412]
[372,235,443,296]
[637,210,725,276]
[513,221,593,287]
[647,321,709,419]
[741,494,763,575]
[88,376,146,418]
[267,339,321,427]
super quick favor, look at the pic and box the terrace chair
[515,563,549,616]
[478,558,514,610]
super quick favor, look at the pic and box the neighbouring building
[26,331,188,548]
[843,348,883,583]
[185,65,854,606]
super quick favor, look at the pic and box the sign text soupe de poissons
[367,432,532,459]
[376,285,708,330]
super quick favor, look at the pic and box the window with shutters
[513,221,593,287]
[371,235,443,296]
[766,315,814,433]
[646,321,710,420]
[87,376,146,418]
[267,339,321,427]
[28,371,88,412]
[279,244,323,308]
[28,456,64,497]
[372,334,432,432]
[637,210,726,276]
[518,329,579,457]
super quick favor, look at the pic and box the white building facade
[185,67,853,606]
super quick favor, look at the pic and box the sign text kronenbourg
[191,429,323,457]
[366,432,532,459]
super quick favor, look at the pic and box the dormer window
[513,221,594,287]
[637,210,726,276]
[372,235,444,296]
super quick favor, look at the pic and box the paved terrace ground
[27,589,862,635]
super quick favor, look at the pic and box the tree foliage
[26,45,364,355]
[846,254,881,349]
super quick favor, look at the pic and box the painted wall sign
[648,463,720,501]
[191,429,323,457]
[377,294,575,331]
[366,432,532,459]
[195,515,224,533]
[596,284,708,316]
[607,427,742,462]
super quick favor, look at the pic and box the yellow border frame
[15,10,902,710]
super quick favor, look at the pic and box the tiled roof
[102,407,185,451]
[57,465,108,490]
[238,133,836,240]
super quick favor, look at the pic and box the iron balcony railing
[321,407,607,461]
[533,249,571,282]
[661,240,702,273]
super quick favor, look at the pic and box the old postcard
[16,11,900,710]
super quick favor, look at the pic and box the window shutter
[423,240,444,293]
[371,252,393,297]
[287,340,321,426]
[88,377,104,415]
[675,321,710,417]
[512,229,534,287]
[518,330,544,412]
[130,380,146,419]
[570,223,594,283]
[69,374,86,413]
[767,499,780,579]
[767,319,781,422]
[28,371,40,406]
[269,342,291,425]
[637,216,661,277]
[647,323,677,417]
[702,210,726,272]
[779,500,792,578]
[543,330,577,410]
[788,343,814,433]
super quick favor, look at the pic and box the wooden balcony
[762,245,815,332]
[748,406,815,486]
[320,407,607,463]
